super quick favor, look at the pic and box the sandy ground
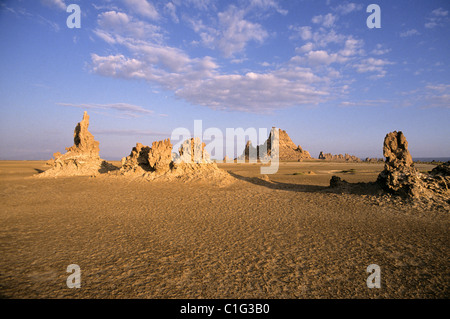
[0,160,448,298]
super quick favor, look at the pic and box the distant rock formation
[120,137,232,184]
[238,128,311,161]
[38,112,116,177]
[318,151,361,162]
[377,131,449,203]
[364,157,384,163]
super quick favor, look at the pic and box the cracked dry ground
[0,161,448,298]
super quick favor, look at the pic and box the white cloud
[90,49,330,112]
[354,58,393,78]
[248,0,288,15]
[339,37,364,56]
[333,2,363,15]
[296,42,315,53]
[217,6,268,57]
[189,5,269,57]
[425,8,449,28]
[94,11,163,43]
[164,2,179,23]
[371,44,391,55]
[397,84,450,109]
[317,29,347,47]
[304,50,345,66]
[231,58,249,64]
[89,35,332,112]
[425,21,438,29]
[90,54,146,79]
[400,29,420,37]
[312,13,337,28]
[40,0,66,10]
[175,68,329,112]
[57,102,155,117]
[173,0,214,11]
[424,84,450,108]
[290,26,346,47]
[425,84,450,92]
[339,99,390,107]
[186,2,287,58]
[431,8,448,17]
[91,129,169,136]
[123,0,159,20]
[88,1,392,112]
[292,26,312,40]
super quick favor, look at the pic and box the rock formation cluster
[327,131,449,208]
[318,152,361,162]
[238,128,311,161]
[120,137,230,183]
[36,113,449,201]
[38,112,231,183]
[39,111,115,177]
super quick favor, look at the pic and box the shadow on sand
[227,171,383,196]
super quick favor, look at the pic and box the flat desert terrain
[0,160,448,298]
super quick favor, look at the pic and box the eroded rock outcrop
[120,142,152,173]
[119,137,232,184]
[238,128,311,162]
[38,112,116,177]
[318,152,361,162]
[177,137,211,164]
[377,131,449,204]
[377,131,419,196]
[382,131,413,169]
[329,176,349,188]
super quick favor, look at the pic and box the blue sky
[0,0,449,160]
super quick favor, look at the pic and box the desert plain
[0,159,448,298]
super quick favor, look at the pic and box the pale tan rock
[377,131,449,204]
[38,112,116,177]
[148,139,173,172]
[120,143,151,173]
[119,137,232,184]
[382,131,413,169]
[178,137,211,164]
[65,111,100,156]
